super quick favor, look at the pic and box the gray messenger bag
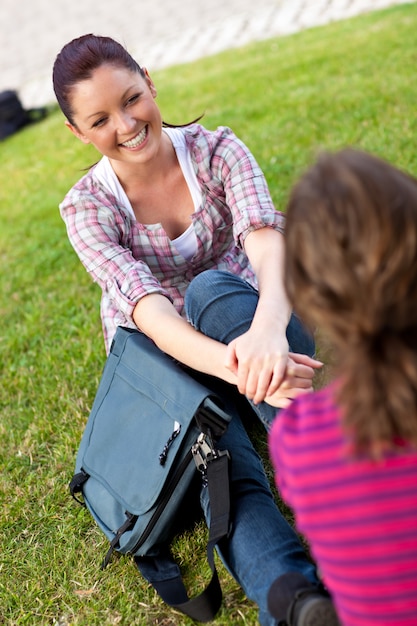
[70,326,233,622]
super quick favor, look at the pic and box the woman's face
[66,63,163,165]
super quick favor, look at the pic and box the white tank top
[94,127,201,260]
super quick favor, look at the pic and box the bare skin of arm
[226,227,301,403]
[134,293,239,385]
[133,294,320,408]
[133,229,322,409]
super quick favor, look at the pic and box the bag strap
[135,437,231,623]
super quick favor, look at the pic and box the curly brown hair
[284,148,417,455]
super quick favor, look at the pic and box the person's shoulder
[60,163,104,208]
[301,382,339,411]
[184,125,247,175]
[183,123,238,148]
[281,382,340,428]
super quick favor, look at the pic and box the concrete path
[0,0,413,108]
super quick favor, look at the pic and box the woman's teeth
[122,127,147,148]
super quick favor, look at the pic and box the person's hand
[264,353,323,409]
[225,329,291,404]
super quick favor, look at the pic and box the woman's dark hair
[284,148,417,455]
[53,34,144,125]
[52,34,202,127]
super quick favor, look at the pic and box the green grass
[1,3,417,624]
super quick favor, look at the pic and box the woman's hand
[264,353,323,409]
[134,294,322,408]
[225,328,322,405]
[237,227,316,404]
[224,329,291,404]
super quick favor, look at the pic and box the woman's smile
[65,65,162,163]
[120,125,148,149]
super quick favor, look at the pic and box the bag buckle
[192,433,229,473]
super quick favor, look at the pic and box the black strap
[206,452,231,545]
[102,512,138,569]
[135,451,230,623]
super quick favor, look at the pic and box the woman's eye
[126,94,140,106]
[92,117,107,128]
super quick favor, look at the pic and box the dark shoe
[286,585,340,625]
[268,572,340,626]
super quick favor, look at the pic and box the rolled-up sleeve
[60,181,171,323]
[196,126,286,247]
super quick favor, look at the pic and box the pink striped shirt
[59,124,285,353]
[269,382,417,626]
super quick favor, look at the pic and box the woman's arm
[134,287,321,408]
[198,130,319,402]
[133,292,238,384]
[226,227,314,404]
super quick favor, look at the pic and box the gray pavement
[0,0,413,109]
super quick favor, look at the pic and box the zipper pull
[159,421,181,466]
[101,512,138,569]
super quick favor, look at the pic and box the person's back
[270,382,417,625]
[269,148,417,625]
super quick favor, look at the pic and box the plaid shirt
[60,124,285,353]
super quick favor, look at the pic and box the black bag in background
[0,90,47,140]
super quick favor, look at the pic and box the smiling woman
[64,65,161,159]
[52,34,336,626]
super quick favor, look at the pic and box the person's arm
[134,289,321,409]
[192,129,320,404]
[133,292,238,384]
[60,185,175,341]
[226,226,316,404]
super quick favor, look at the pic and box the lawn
[1,3,417,624]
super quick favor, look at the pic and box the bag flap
[77,328,217,514]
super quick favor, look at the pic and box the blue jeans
[184,270,317,626]
[185,269,315,429]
